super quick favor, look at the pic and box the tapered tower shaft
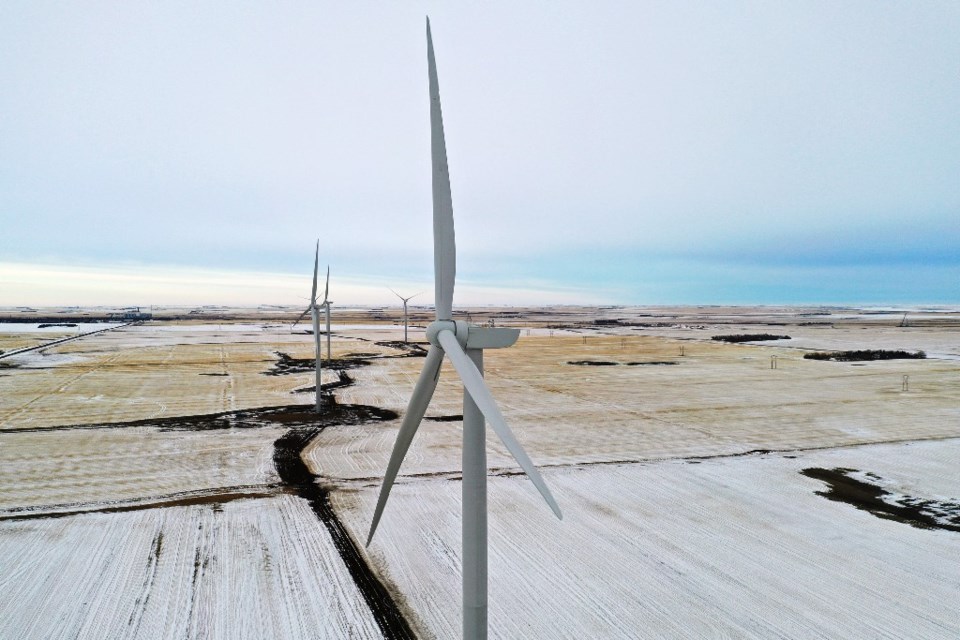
[325,304,332,361]
[462,347,488,640]
[311,307,322,412]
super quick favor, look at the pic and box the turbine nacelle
[426,320,520,351]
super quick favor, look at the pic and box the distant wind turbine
[389,288,420,343]
[367,19,562,640]
[320,267,332,361]
[292,241,326,412]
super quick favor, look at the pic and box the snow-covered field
[0,308,958,639]
[0,322,124,334]
[341,439,960,638]
[0,322,124,355]
[0,495,382,639]
[0,425,284,513]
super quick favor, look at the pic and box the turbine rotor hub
[426,319,469,347]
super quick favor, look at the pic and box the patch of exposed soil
[374,341,429,357]
[1,400,397,433]
[265,352,374,376]
[293,371,355,396]
[425,414,463,422]
[154,402,395,432]
[801,467,960,533]
[265,341,427,378]
[626,361,678,366]
[568,360,677,367]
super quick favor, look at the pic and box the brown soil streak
[801,467,960,533]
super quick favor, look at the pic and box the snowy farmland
[340,439,960,638]
[1,306,958,638]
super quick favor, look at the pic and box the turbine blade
[389,287,404,302]
[435,330,562,519]
[324,265,330,303]
[311,241,319,302]
[367,345,445,544]
[291,305,311,329]
[427,18,455,321]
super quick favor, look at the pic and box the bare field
[312,330,960,478]
[1,306,958,639]
[0,323,350,430]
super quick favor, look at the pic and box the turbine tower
[292,241,325,412]
[389,288,420,343]
[367,19,562,640]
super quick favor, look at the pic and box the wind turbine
[367,19,562,640]
[389,288,420,343]
[320,267,332,361]
[292,241,326,412]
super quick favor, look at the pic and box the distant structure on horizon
[108,307,152,320]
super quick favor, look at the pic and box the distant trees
[711,334,791,343]
[803,350,926,362]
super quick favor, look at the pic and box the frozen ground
[0,322,124,355]
[0,425,284,513]
[0,322,347,430]
[0,307,958,639]
[0,322,124,334]
[342,439,960,638]
[0,496,382,640]
[309,332,959,478]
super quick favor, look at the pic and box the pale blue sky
[1,2,957,306]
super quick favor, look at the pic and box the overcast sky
[2,2,957,307]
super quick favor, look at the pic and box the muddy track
[0,484,286,521]
[0,402,371,433]
[267,343,418,638]
[265,341,427,377]
[274,421,416,639]
[294,370,355,395]
[567,360,678,366]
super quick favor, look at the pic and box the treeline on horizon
[803,350,926,362]
[711,334,791,343]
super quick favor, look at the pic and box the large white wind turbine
[367,19,562,640]
[389,288,420,343]
[292,242,327,412]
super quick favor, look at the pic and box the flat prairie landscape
[1,306,958,639]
